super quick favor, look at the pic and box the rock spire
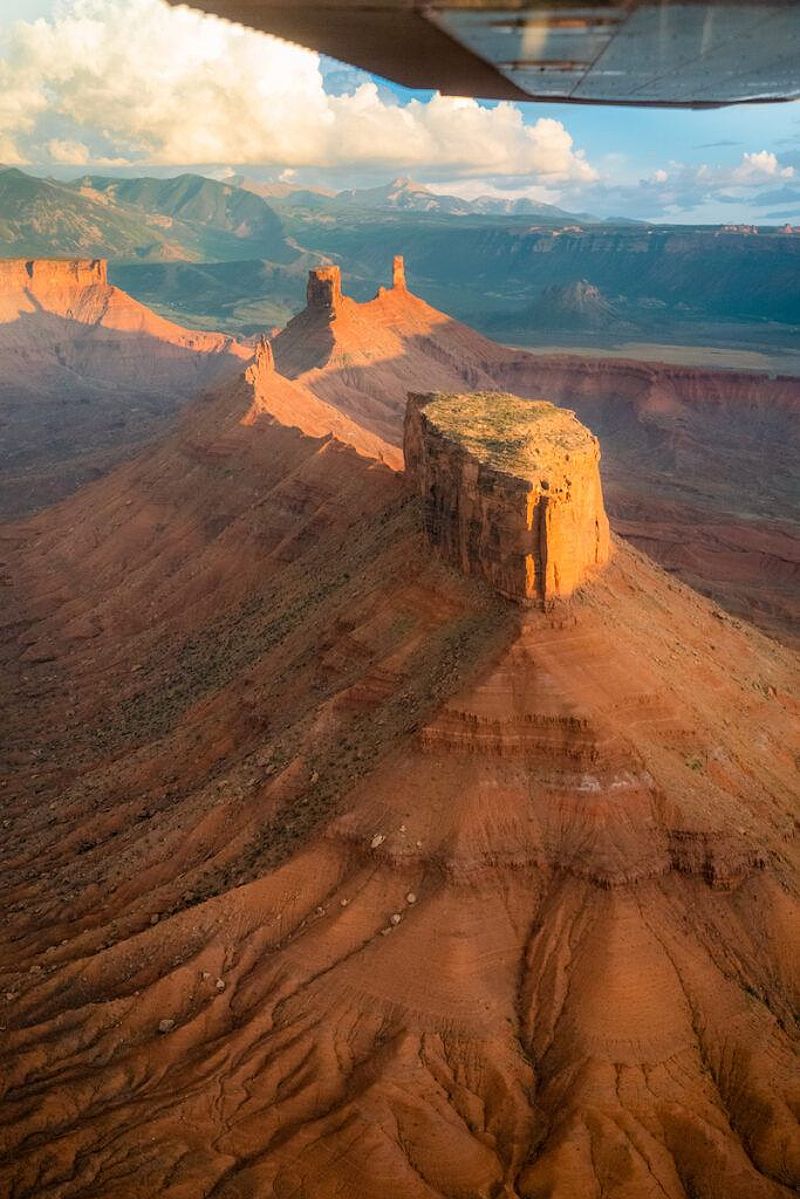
[244,333,275,392]
[306,266,342,316]
[254,332,274,372]
[392,254,407,290]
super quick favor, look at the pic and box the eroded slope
[0,258,249,516]
[0,375,797,1199]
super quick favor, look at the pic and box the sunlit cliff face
[405,390,610,604]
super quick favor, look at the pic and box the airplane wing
[167,1,800,108]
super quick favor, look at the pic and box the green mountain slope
[75,174,294,262]
[0,168,296,264]
[110,256,317,333]
[0,167,186,260]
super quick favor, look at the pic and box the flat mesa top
[420,391,595,481]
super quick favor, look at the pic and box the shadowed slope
[243,335,400,468]
[0,258,249,516]
[0,371,797,1198]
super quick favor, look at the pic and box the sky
[2,0,800,223]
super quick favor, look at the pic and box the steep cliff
[492,353,800,642]
[0,256,247,357]
[405,390,610,602]
[274,208,800,327]
[0,256,107,312]
[304,263,343,315]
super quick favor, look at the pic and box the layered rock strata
[265,255,800,640]
[405,390,610,602]
[1,361,798,1198]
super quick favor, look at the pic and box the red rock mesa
[0,255,107,307]
[271,260,800,643]
[405,391,610,602]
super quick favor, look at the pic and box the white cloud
[0,134,25,165]
[0,0,594,183]
[634,151,794,206]
[583,150,797,218]
[45,137,90,164]
[731,150,793,182]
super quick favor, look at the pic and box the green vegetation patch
[421,390,592,479]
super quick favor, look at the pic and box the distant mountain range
[0,167,603,267]
[80,174,292,254]
[2,166,799,348]
[0,167,183,261]
[237,174,602,222]
[330,175,599,221]
[0,167,296,263]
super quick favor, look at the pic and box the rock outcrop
[0,256,246,354]
[246,331,275,381]
[306,265,343,316]
[240,328,400,465]
[392,253,407,290]
[405,390,610,602]
[489,353,800,642]
[167,252,797,643]
[0,257,110,323]
[498,278,630,334]
[0,255,106,295]
[272,257,524,442]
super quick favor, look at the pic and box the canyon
[0,256,797,1198]
[264,185,800,343]
[5,167,799,358]
[2,253,797,638]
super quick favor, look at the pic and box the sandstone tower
[306,265,342,316]
[392,254,407,290]
[404,391,610,603]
